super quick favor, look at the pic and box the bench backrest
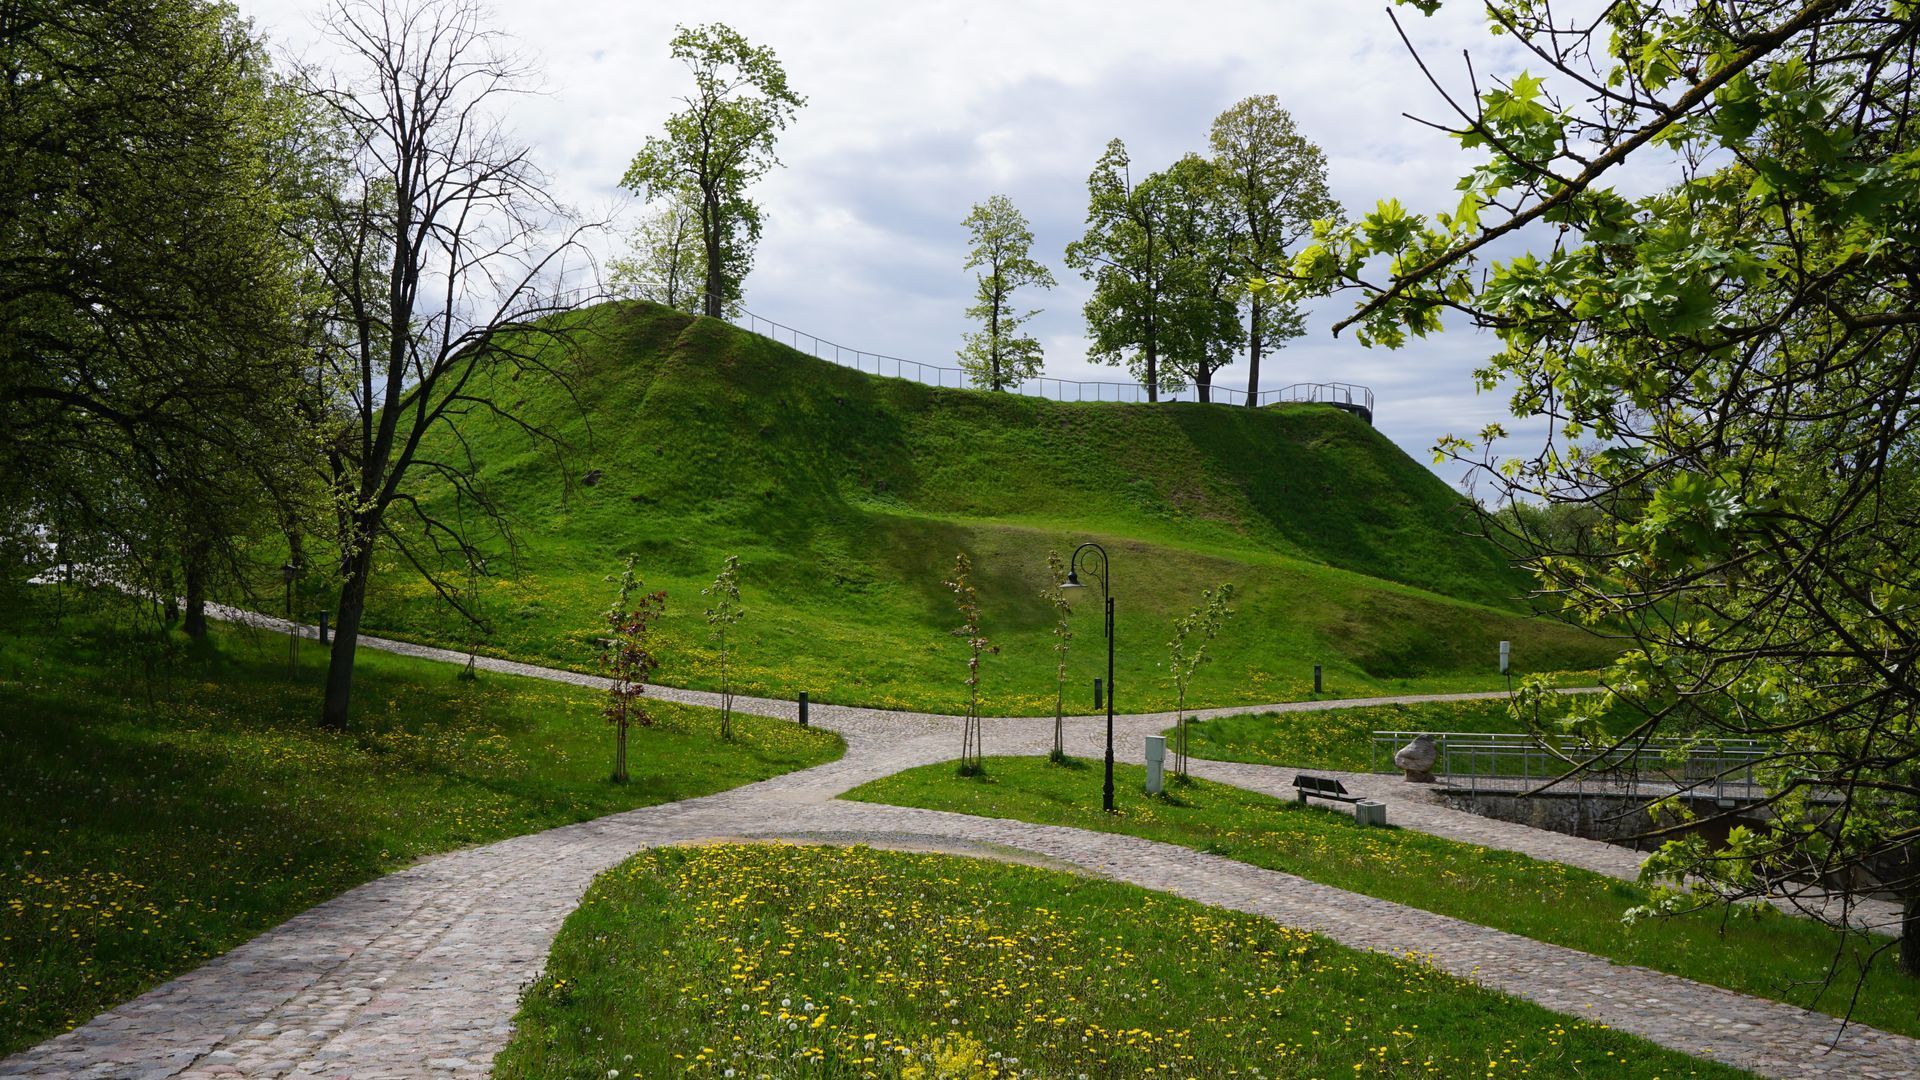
[1292,774,1348,796]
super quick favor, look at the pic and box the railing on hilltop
[547,283,1375,420]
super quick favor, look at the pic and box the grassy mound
[0,592,841,1056]
[345,302,1612,714]
[494,842,1739,1078]
[847,757,1915,1038]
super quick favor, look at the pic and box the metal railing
[1369,729,1772,801]
[549,282,1375,416]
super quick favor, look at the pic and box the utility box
[1354,799,1387,827]
[1144,735,1166,795]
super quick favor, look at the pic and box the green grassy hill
[353,301,1613,714]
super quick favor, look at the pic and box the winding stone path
[6,612,1917,1078]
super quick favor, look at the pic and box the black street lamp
[1060,542,1115,812]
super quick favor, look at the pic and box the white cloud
[244,0,1582,487]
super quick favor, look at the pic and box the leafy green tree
[702,554,745,741]
[1209,96,1341,403]
[945,552,996,776]
[957,195,1057,390]
[1168,583,1235,779]
[1065,141,1236,401]
[610,192,709,315]
[1042,549,1074,763]
[1155,154,1244,403]
[600,555,666,784]
[1279,0,1920,977]
[620,23,805,319]
[0,0,318,621]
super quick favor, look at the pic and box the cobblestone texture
[4,608,1914,1078]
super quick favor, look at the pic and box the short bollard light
[1144,734,1166,795]
[798,690,809,727]
[319,611,330,645]
[1093,677,1104,710]
[1313,664,1322,694]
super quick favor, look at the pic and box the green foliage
[1277,0,1920,970]
[1064,141,1241,399]
[943,552,995,774]
[619,23,805,316]
[0,0,317,611]
[341,302,1614,714]
[609,191,709,314]
[702,553,744,740]
[1167,582,1236,776]
[852,756,1918,1037]
[956,195,1056,390]
[494,843,1737,1079]
[600,556,667,782]
[1208,95,1341,398]
[0,589,840,1056]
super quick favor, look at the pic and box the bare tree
[300,0,599,730]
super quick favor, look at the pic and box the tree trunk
[989,292,1001,391]
[183,551,207,639]
[702,189,724,319]
[1902,895,1920,977]
[615,722,629,783]
[1245,297,1264,407]
[1196,371,1211,403]
[321,540,374,730]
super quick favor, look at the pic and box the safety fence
[1369,729,1772,801]
[547,284,1375,417]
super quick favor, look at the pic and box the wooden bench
[1292,774,1361,805]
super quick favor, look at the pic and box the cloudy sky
[248,0,1555,486]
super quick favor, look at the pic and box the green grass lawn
[288,301,1617,716]
[1171,696,1637,773]
[0,592,842,1057]
[846,757,1919,1038]
[494,842,1745,1079]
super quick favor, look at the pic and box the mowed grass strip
[0,594,842,1057]
[1171,697,1638,773]
[494,842,1744,1079]
[846,757,1919,1038]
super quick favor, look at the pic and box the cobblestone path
[5,611,1915,1079]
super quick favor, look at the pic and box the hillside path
[3,610,1915,1079]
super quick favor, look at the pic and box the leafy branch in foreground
[1274,0,1920,981]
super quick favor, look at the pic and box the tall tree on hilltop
[302,0,596,730]
[1154,153,1243,403]
[1065,140,1227,401]
[1209,95,1340,404]
[1281,0,1920,981]
[620,23,805,319]
[610,191,708,315]
[957,195,1056,391]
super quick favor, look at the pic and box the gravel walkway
[6,611,1916,1079]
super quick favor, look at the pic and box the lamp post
[1060,542,1115,812]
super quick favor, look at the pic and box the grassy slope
[847,758,1917,1038]
[495,843,1744,1079]
[0,592,841,1057]
[353,302,1613,714]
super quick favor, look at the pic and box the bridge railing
[552,283,1375,415]
[1369,729,1771,800]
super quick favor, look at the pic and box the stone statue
[1394,733,1439,783]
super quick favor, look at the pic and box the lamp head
[1060,568,1083,589]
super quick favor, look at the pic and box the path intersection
[5,613,1916,1079]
